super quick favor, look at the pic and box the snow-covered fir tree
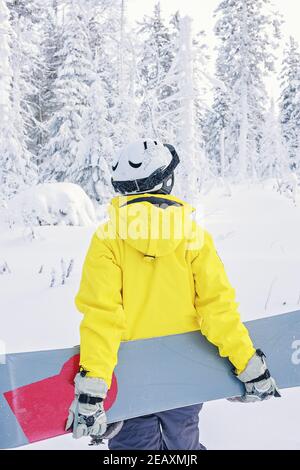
[66,73,114,203]
[108,0,139,148]
[137,2,175,138]
[259,99,289,180]
[173,16,198,194]
[0,0,35,199]
[8,0,43,166]
[192,31,212,188]
[87,0,138,150]
[159,14,209,194]
[41,2,92,182]
[211,0,282,179]
[279,36,300,171]
[203,90,230,178]
[137,7,210,195]
[35,0,61,167]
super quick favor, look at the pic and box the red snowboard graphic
[4,355,118,443]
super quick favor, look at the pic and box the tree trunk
[178,16,196,194]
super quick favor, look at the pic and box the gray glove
[229,349,281,403]
[66,371,108,439]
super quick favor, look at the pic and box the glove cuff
[237,349,268,383]
[74,373,108,399]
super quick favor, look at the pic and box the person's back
[79,194,202,342]
[66,140,280,449]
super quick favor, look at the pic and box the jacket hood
[109,194,196,258]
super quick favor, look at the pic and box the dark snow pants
[108,404,206,450]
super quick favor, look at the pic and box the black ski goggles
[111,144,180,195]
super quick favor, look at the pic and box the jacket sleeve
[75,231,125,387]
[192,230,255,373]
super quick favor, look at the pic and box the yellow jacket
[75,194,255,387]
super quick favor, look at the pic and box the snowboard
[0,310,300,449]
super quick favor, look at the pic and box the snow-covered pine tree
[0,0,35,199]
[109,0,139,149]
[85,0,120,90]
[136,2,175,139]
[192,31,212,189]
[213,0,282,180]
[279,36,300,171]
[159,15,209,195]
[67,73,114,203]
[202,90,230,178]
[137,8,210,195]
[8,0,42,168]
[259,99,289,180]
[35,0,61,168]
[174,16,198,194]
[0,0,16,199]
[169,14,218,192]
[41,1,93,182]
[86,0,138,150]
[137,2,174,91]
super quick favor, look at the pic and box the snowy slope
[1,183,300,450]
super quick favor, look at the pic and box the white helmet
[111,139,180,195]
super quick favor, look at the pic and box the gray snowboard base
[0,310,300,448]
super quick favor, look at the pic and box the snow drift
[3,183,97,227]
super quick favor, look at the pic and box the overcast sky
[126,0,300,101]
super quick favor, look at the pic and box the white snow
[1,183,300,449]
[2,183,97,228]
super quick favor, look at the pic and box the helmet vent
[112,162,119,171]
[129,161,142,168]
[143,141,148,150]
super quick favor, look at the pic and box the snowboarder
[66,139,280,450]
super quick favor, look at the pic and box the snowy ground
[1,182,300,450]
